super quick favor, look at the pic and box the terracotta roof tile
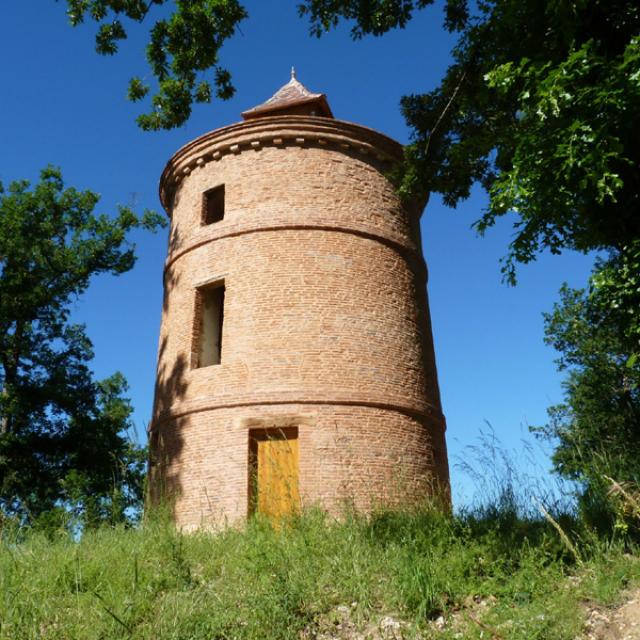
[242,69,333,120]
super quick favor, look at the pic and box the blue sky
[0,2,594,505]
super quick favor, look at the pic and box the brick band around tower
[149,76,449,530]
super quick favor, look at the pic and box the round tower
[149,73,449,529]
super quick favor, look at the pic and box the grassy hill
[1,496,638,640]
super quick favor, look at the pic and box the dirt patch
[301,590,640,640]
[300,603,409,640]
[584,591,640,640]
[300,595,498,639]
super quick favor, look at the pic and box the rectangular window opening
[194,283,225,367]
[202,185,225,225]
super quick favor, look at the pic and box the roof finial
[291,66,296,80]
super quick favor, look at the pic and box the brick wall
[149,115,449,529]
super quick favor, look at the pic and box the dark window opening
[194,283,225,367]
[202,185,225,225]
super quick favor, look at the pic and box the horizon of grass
[1,491,638,640]
[2,427,638,640]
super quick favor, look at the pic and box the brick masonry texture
[149,115,450,530]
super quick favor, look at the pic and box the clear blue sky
[0,2,594,505]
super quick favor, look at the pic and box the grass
[1,497,638,640]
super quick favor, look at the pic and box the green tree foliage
[0,167,165,525]
[63,0,247,130]
[301,0,640,282]
[540,281,639,484]
[591,240,640,364]
[537,260,640,522]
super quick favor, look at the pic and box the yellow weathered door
[250,429,299,521]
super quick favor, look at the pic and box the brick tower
[149,72,449,529]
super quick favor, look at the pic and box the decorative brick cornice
[159,115,405,214]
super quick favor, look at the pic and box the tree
[536,261,640,525]
[590,240,640,364]
[62,0,247,131]
[302,0,640,280]
[540,281,639,483]
[0,167,165,525]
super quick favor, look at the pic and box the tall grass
[2,502,638,639]
[1,431,639,639]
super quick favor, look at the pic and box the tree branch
[424,69,467,160]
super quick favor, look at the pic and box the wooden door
[249,428,299,520]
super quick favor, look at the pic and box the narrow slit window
[202,185,225,225]
[195,283,225,367]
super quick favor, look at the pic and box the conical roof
[241,69,334,120]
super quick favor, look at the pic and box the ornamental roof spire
[241,70,334,120]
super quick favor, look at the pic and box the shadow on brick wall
[147,333,188,520]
